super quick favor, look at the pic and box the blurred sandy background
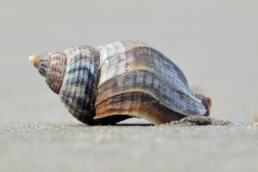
[0,1,258,172]
[1,0,258,123]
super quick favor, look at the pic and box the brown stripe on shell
[95,92,185,125]
[46,52,67,94]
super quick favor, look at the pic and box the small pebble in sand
[169,116,231,126]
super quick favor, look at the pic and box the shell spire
[29,52,67,94]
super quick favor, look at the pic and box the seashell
[29,40,211,125]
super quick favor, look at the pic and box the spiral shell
[29,40,211,125]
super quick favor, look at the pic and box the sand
[0,120,258,172]
[1,0,258,171]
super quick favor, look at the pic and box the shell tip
[29,55,41,68]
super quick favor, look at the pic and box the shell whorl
[60,45,100,123]
[46,52,67,94]
[95,40,210,124]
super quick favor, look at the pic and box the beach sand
[1,121,258,172]
[0,0,258,171]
